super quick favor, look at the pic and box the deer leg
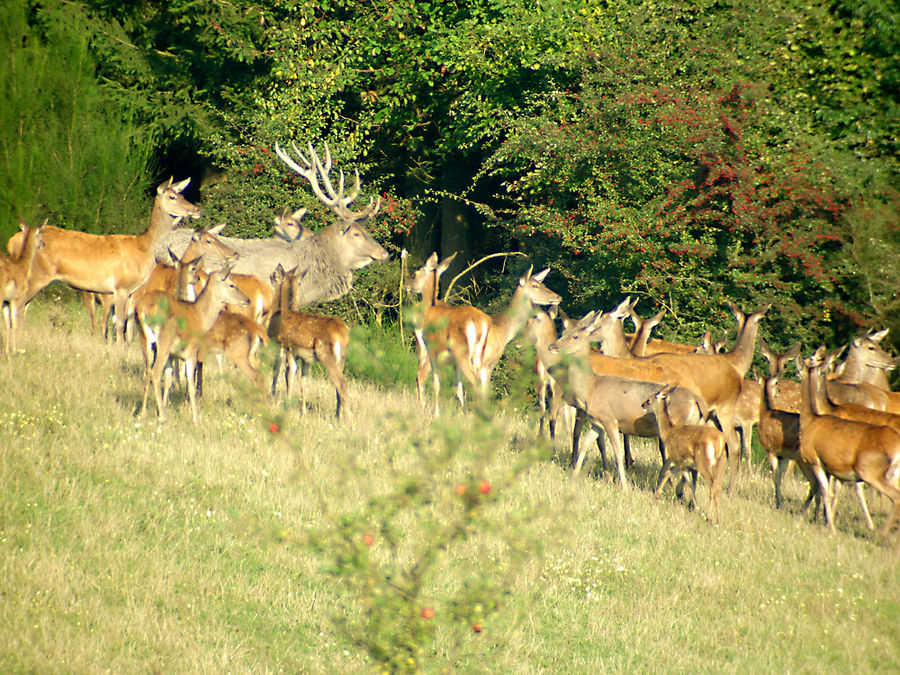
[113,291,128,344]
[740,424,753,474]
[810,464,835,533]
[195,357,204,399]
[184,357,201,424]
[298,359,310,414]
[454,364,467,411]
[772,454,787,509]
[571,407,587,473]
[600,419,629,490]
[655,461,674,494]
[853,482,874,531]
[622,435,634,469]
[82,291,97,336]
[8,299,18,354]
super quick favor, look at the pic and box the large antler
[274,141,381,222]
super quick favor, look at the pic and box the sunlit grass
[1,292,898,672]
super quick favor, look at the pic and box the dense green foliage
[0,0,152,239]
[2,0,898,349]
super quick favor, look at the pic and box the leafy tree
[0,0,152,242]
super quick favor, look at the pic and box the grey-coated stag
[157,143,389,306]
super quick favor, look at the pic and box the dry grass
[1,293,898,672]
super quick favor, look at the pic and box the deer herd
[2,142,899,546]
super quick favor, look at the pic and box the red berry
[268,423,280,434]
[479,481,492,495]
[362,534,374,547]
[421,607,435,619]
[472,622,483,633]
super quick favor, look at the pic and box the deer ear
[291,207,307,221]
[171,177,191,193]
[533,267,550,283]
[207,223,226,236]
[157,177,174,195]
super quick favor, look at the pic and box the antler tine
[277,139,381,222]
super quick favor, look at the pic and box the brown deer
[78,223,238,340]
[589,298,764,488]
[832,329,894,389]
[754,367,819,511]
[138,266,249,424]
[405,252,490,415]
[525,305,570,438]
[759,339,802,414]
[0,219,45,356]
[199,311,269,395]
[268,264,351,419]
[806,348,900,529]
[549,310,709,489]
[643,385,727,523]
[798,349,900,539]
[471,266,561,396]
[13,177,200,342]
[824,336,900,413]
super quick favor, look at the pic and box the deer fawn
[643,385,727,524]
[268,264,350,419]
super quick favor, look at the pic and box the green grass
[1,294,898,672]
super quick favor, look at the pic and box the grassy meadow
[1,290,899,672]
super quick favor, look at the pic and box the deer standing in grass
[268,264,350,419]
[0,219,45,357]
[548,310,709,489]
[798,350,900,539]
[471,266,561,396]
[643,386,727,523]
[591,298,766,489]
[405,252,490,415]
[10,177,200,343]
[199,310,270,395]
[138,266,249,424]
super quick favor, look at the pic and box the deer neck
[809,364,837,417]
[597,316,632,359]
[838,348,891,388]
[19,228,41,277]
[491,285,534,346]
[188,277,228,335]
[650,398,674,441]
[798,366,818,428]
[140,198,182,251]
[724,316,762,377]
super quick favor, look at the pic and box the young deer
[643,385,727,523]
[0,219,45,356]
[138,266,249,424]
[405,252,490,415]
[199,311,269,395]
[268,264,350,419]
